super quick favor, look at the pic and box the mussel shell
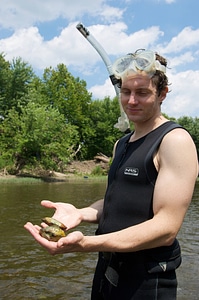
[42,217,67,230]
[39,225,66,242]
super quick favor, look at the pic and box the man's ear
[159,86,168,103]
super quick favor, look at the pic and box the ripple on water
[0,180,198,299]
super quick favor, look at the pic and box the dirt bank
[0,159,109,181]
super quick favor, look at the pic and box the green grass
[0,176,42,184]
[0,174,108,184]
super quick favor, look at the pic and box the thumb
[41,200,56,209]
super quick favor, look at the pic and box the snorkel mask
[112,49,166,79]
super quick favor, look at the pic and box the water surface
[0,179,198,299]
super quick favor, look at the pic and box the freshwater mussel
[39,217,67,242]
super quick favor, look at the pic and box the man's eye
[137,90,148,95]
[121,90,130,95]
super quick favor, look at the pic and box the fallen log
[94,153,110,163]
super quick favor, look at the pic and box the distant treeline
[0,53,198,174]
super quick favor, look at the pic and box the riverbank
[0,160,109,183]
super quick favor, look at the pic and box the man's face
[120,74,165,124]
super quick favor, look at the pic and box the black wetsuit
[91,121,183,300]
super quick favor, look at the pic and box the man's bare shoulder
[162,126,194,146]
[158,127,198,175]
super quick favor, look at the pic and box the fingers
[41,200,58,210]
[24,222,49,246]
[24,222,84,255]
[24,222,42,240]
[24,222,40,234]
[24,222,59,255]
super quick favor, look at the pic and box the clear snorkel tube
[76,23,130,133]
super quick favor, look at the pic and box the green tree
[40,64,96,158]
[0,53,12,117]
[0,101,79,172]
[0,55,36,117]
[87,96,124,158]
[9,57,34,100]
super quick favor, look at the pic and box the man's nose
[128,93,138,104]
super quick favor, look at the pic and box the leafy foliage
[87,97,123,157]
[0,54,34,116]
[0,54,198,173]
[0,101,79,172]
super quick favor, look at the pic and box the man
[24,49,198,299]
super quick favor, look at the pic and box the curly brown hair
[116,51,169,96]
[152,53,169,96]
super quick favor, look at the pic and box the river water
[0,178,198,299]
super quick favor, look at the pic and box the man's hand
[24,221,84,255]
[40,200,83,230]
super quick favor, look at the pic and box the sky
[0,0,198,118]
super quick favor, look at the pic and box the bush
[91,165,106,176]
